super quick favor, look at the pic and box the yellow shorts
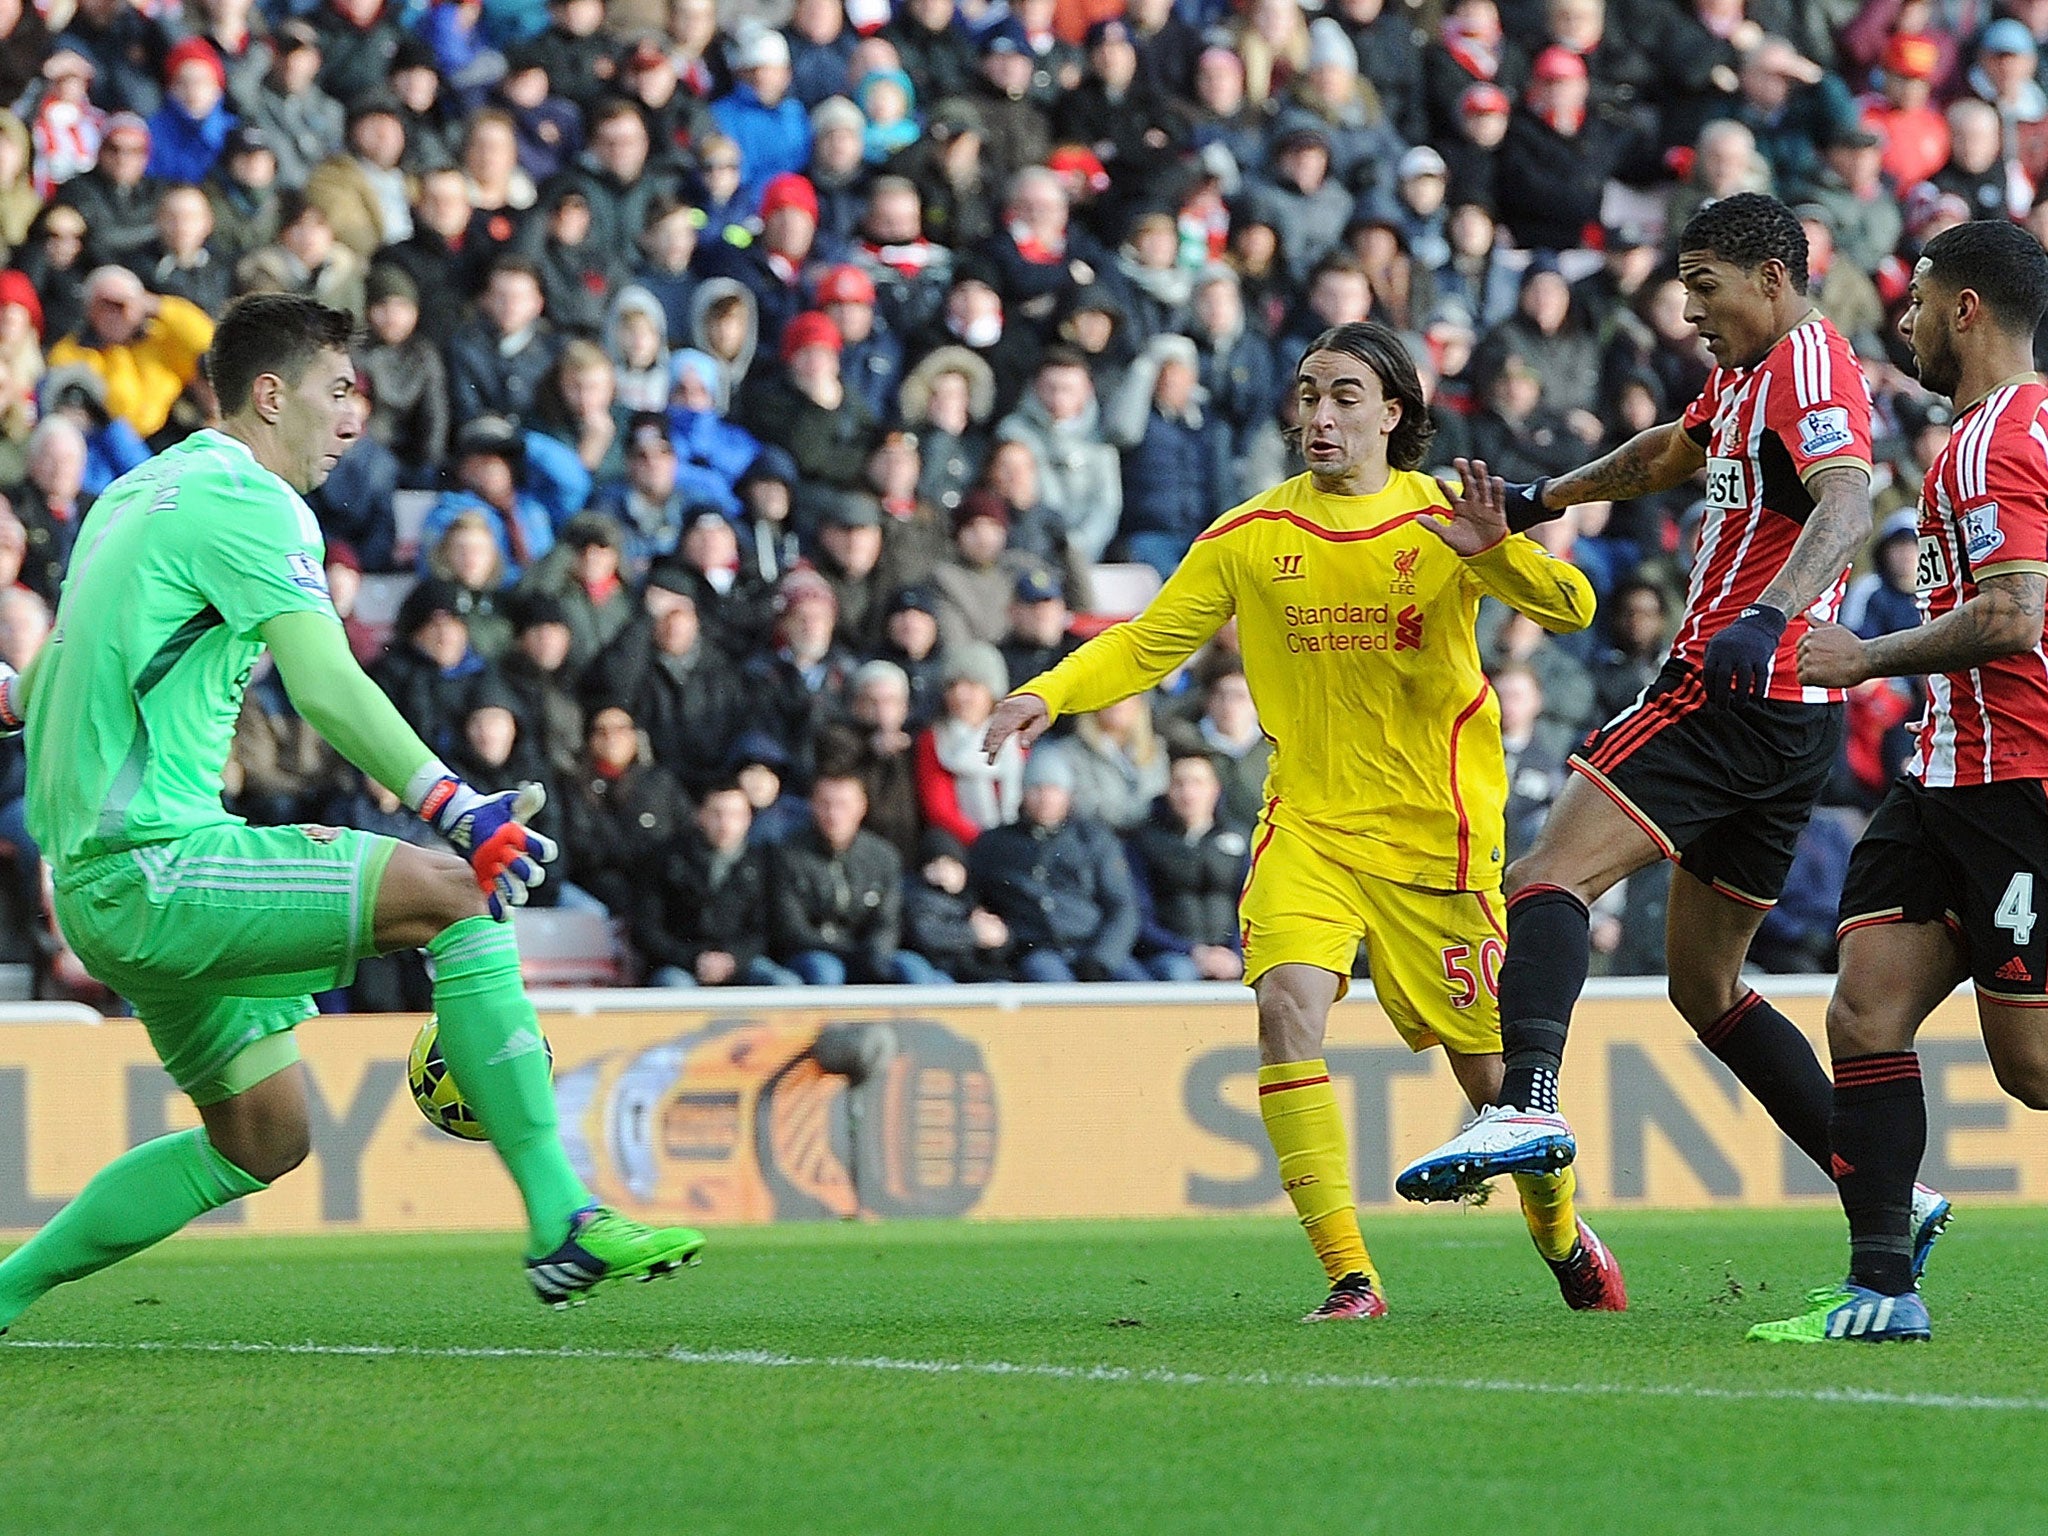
[1239,814,1506,1055]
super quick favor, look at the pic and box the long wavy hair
[1292,321,1435,472]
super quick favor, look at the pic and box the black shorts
[1838,776,2048,1002]
[1569,659,1844,909]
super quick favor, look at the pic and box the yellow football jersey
[1020,470,1595,892]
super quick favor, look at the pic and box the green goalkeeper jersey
[27,428,338,871]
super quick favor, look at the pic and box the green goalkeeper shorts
[53,822,397,1103]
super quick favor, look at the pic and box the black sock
[1696,991,1834,1171]
[1497,885,1590,1113]
[1831,1052,1925,1297]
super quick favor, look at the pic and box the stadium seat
[350,573,416,660]
[1072,563,1163,636]
[391,491,438,569]
[512,907,631,989]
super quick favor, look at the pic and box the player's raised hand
[1424,458,1512,556]
[420,777,560,920]
[1795,620,1870,689]
[983,693,1051,763]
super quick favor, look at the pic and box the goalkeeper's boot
[1544,1217,1628,1312]
[1911,1183,1952,1283]
[1746,1284,1930,1344]
[526,1204,705,1309]
[1301,1271,1387,1323]
[1396,1104,1576,1202]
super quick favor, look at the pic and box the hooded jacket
[993,389,1122,563]
[687,276,761,406]
[605,285,672,414]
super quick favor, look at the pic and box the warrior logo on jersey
[1271,553,1305,582]
[1960,503,2004,564]
[1797,407,1855,459]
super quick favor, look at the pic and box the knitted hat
[164,37,227,92]
[816,263,876,306]
[0,270,43,339]
[1882,31,1941,79]
[759,172,819,222]
[942,639,1009,698]
[811,95,866,137]
[1021,744,1076,792]
[1306,16,1356,72]
[779,309,843,362]
[365,263,418,306]
[1530,45,1588,81]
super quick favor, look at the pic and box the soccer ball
[407,1014,553,1141]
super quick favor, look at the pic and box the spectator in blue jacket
[711,24,812,200]
[592,412,690,574]
[41,363,150,497]
[1842,510,1924,640]
[787,0,858,109]
[148,40,238,185]
[491,45,582,183]
[666,348,762,517]
[418,415,558,580]
[1187,264,1277,502]
[1106,332,1231,577]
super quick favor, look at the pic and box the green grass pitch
[5,1208,2047,1535]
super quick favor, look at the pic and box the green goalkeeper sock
[0,1128,266,1329]
[429,917,592,1255]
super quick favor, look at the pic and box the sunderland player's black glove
[1702,604,1788,707]
[1501,479,1558,532]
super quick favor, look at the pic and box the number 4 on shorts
[1996,872,2037,947]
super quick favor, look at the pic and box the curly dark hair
[1921,218,2048,333]
[1677,192,1809,293]
[1295,321,1436,472]
[205,293,358,415]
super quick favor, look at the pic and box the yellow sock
[1258,1060,1375,1285]
[1514,1164,1579,1261]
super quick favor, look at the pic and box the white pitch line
[4,1337,2044,1413]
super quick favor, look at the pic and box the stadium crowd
[0,0,2019,997]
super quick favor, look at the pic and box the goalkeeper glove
[416,773,559,920]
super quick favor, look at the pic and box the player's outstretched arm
[262,610,556,918]
[984,534,1237,762]
[1425,459,1598,635]
[1800,571,2047,687]
[1537,422,1709,519]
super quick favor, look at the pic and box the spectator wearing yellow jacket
[46,266,213,439]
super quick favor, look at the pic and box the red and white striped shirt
[1677,314,1874,704]
[1907,378,2048,787]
